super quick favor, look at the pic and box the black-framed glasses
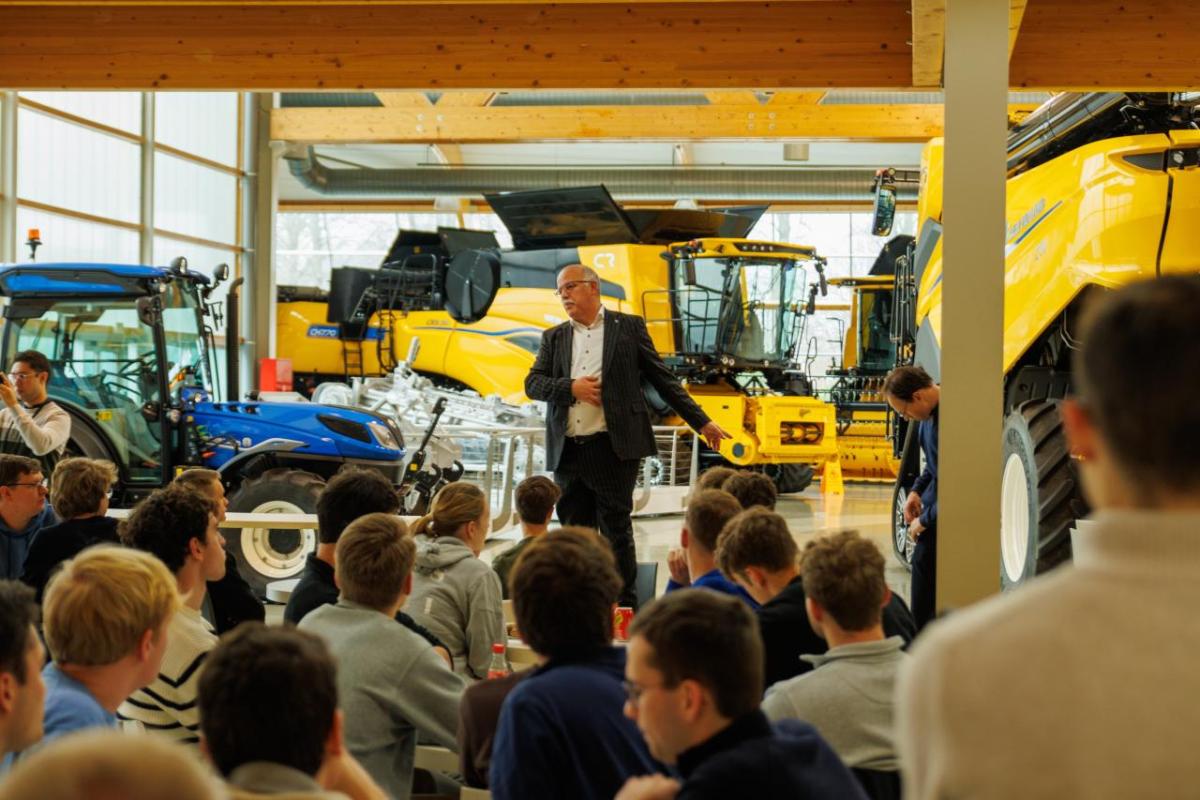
[554,280,597,297]
[4,478,48,489]
[622,679,673,704]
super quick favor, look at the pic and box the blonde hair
[335,513,415,610]
[411,482,487,542]
[50,457,117,519]
[0,729,222,800]
[44,547,179,666]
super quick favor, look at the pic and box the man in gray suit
[525,264,729,607]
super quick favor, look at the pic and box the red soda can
[613,606,634,641]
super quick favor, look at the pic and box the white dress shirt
[567,307,607,436]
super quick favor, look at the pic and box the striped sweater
[117,604,216,747]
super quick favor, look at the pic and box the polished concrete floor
[266,481,907,623]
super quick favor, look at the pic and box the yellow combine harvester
[821,275,903,482]
[276,187,850,493]
[873,91,1200,585]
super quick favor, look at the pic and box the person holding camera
[0,351,70,478]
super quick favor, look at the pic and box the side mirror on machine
[871,172,897,237]
[444,250,501,324]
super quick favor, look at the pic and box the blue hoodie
[0,503,58,579]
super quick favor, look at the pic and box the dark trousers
[910,525,937,632]
[554,434,641,608]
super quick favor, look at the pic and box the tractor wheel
[1000,399,1089,589]
[764,463,815,495]
[226,468,326,597]
[891,479,915,569]
[890,422,922,570]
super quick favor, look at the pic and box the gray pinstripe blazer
[525,309,711,471]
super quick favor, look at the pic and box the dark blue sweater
[489,646,659,800]
[910,405,939,529]
[675,710,868,799]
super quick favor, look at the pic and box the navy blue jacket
[490,646,658,800]
[675,710,868,799]
[910,405,939,529]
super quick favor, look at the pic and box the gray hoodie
[298,600,466,800]
[407,535,506,680]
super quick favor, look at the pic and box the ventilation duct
[284,147,917,203]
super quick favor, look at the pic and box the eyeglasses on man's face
[554,280,597,297]
[6,372,38,383]
[622,679,674,704]
[4,477,48,490]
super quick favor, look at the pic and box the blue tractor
[0,260,422,594]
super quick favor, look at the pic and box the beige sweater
[897,509,1200,800]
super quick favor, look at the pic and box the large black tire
[1000,399,1089,589]
[226,468,326,597]
[891,478,915,569]
[890,422,922,570]
[764,462,815,495]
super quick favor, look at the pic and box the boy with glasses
[617,590,865,800]
[0,350,70,478]
[0,455,56,580]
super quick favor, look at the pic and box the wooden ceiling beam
[1011,0,1200,89]
[910,0,945,88]
[0,2,914,90]
[270,103,1026,143]
[768,91,827,105]
[705,91,761,105]
[376,92,432,107]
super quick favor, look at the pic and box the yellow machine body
[916,131,1200,367]
[277,237,850,487]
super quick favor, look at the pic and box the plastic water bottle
[487,643,510,679]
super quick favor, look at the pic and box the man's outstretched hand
[698,421,732,451]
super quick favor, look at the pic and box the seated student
[0,581,43,770]
[284,467,449,665]
[0,455,57,580]
[1,729,223,800]
[490,527,658,800]
[693,465,738,494]
[198,623,386,800]
[407,482,505,679]
[762,531,907,774]
[491,475,559,599]
[716,508,915,688]
[117,485,224,746]
[617,590,866,800]
[173,468,264,634]
[299,513,464,799]
[20,458,119,604]
[41,548,178,743]
[665,489,757,607]
[457,665,527,789]
[722,470,778,511]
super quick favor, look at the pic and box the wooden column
[937,0,1007,611]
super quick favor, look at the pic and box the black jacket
[758,576,916,688]
[674,710,867,799]
[283,554,446,652]
[20,515,120,603]
[207,551,266,634]
[525,309,710,470]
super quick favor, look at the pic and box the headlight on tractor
[780,422,823,445]
[368,421,400,451]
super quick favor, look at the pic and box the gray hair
[558,264,601,285]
